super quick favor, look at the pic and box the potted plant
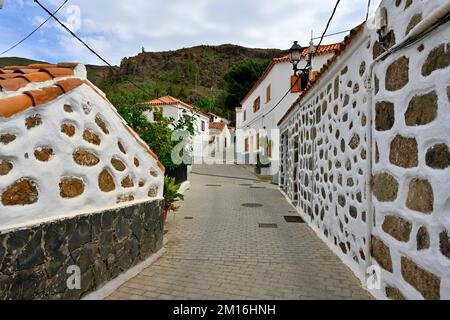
[256,153,271,175]
[163,176,185,221]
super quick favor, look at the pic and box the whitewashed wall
[279,0,450,300]
[0,85,164,231]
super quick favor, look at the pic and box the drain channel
[259,223,278,229]
[241,203,264,208]
[284,216,305,223]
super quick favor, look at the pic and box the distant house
[206,112,230,125]
[145,96,210,163]
[209,122,232,162]
[235,43,341,181]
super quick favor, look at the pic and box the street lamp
[288,41,313,77]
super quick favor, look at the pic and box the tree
[223,60,269,111]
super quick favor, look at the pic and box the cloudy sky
[0,0,381,65]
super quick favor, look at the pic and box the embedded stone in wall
[148,187,158,198]
[0,134,16,145]
[386,56,409,91]
[401,256,440,300]
[406,13,422,35]
[447,86,450,101]
[334,76,339,100]
[99,169,115,192]
[405,91,437,126]
[371,236,393,272]
[373,173,399,202]
[349,206,357,219]
[349,134,360,150]
[405,0,413,9]
[406,179,434,214]
[150,171,159,178]
[422,43,450,77]
[359,61,366,76]
[375,75,380,95]
[64,104,73,113]
[1,179,39,206]
[389,135,418,168]
[382,215,412,242]
[118,141,127,154]
[134,158,140,167]
[440,230,450,259]
[417,226,430,251]
[121,176,134,189]
[83,130,101,146]
[117,194,135,204]
[73,150,100,167]
[34,147,54,162]
[61,123,76,137]
[59,177,85,199]
[426,144,450,169]
[25,115,42,129]
[95,116,109,135]
[111,158,126,172]
[375,101,395,131]
[373,30,396,59]
[0,160,13,176]
[386,287,406,300]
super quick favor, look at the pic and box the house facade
[235,45,340,181]
[278,0,450,300]
[208,122,233,163]
[145,96,210,164]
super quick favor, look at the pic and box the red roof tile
[278,24,365,126]
[0,62,165,172]
[148,95,209,118]
[241,43,342,105]
[209,122,226,131]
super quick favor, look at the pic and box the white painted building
[235,44,341,180]
[145,96,210,163]
[208,122,233,163]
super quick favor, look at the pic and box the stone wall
[279,0,450,300]
[0,199,164,300]
[370,0,450,300]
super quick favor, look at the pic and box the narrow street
[107,165,372,300]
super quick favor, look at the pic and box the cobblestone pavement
[107,165,373,300]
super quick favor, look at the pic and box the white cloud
[3,0,382,64]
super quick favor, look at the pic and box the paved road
[107,165,372,300]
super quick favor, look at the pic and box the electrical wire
[311,28,352,40]
[366,0,372,21]
[0,0,69,56]
[316,0,341,51]
[34,0,154,98]
[244,0,341,129]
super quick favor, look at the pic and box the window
[268,139,273,158]
[291,75,301,93]
[201,120,205,132]
[256,133,260,150]
[243,110,247,122]
[253,96,261,112]
[244,138,249,153]
[266,84,271,102]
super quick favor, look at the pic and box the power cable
[366,0,372,21]
[244,0,341,129]
[34,0,153,98]
[0,0,69,56]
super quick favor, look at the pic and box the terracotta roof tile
[0,78,30,91]
[56,78,84,93]
[0,94,33,117]
[241,43,342,105]
[0,61,164,172]
[25,86,65,106]
[41,67,74,78]
[17,72,53,83]
[209,122,226,131]
[278,24,365,126]
[0,73,23,80]
[148,95,209,117]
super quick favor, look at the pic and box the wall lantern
[288,41,314,90]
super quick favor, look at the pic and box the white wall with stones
[279,0,450,300]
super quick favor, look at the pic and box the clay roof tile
[0,94,34,118]
[24,86,65,106]
[17,72,53,83]
[0,78,30,92]
[56,78,84,93]
[41,67,74,78]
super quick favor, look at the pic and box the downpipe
[363,2,450,289]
